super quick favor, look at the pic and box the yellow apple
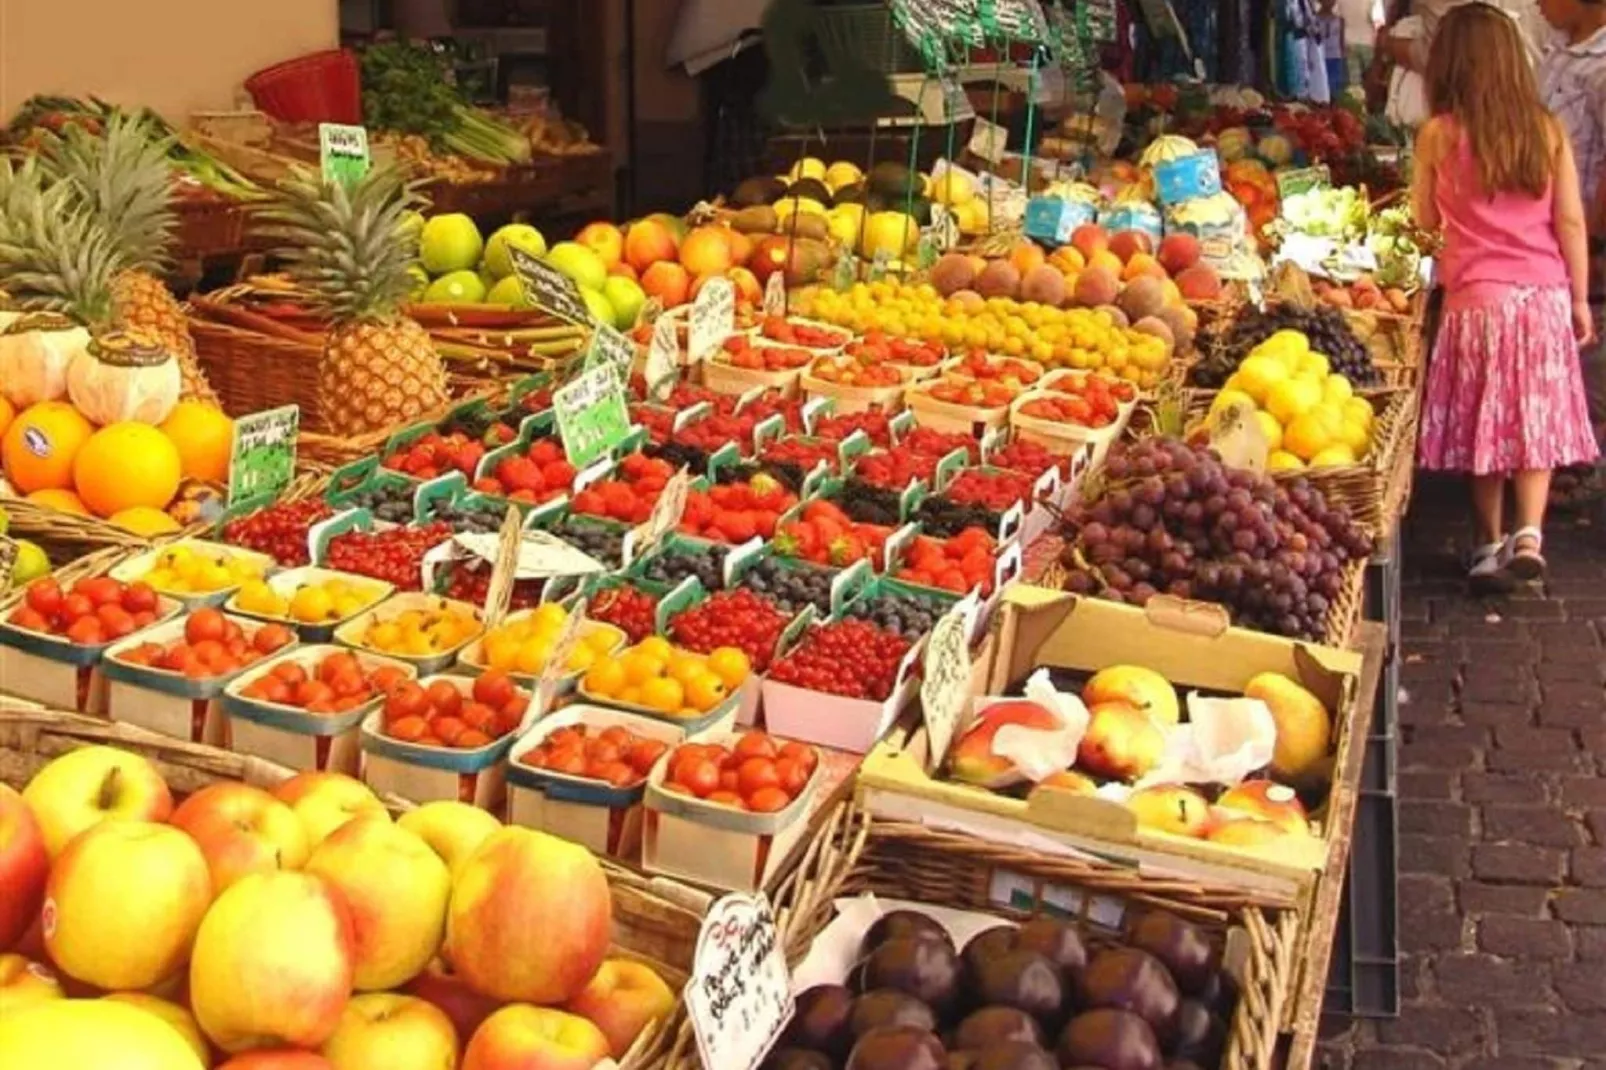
[22,745,173,857]
[1126,784,1213,838]
[1076,702,1167,782]
[462,1005,609,1070]
[271,773,388,847]
[404,956,504,1044]
[45,821,213,990]
[1216,780,1311,836]
[321,992,458,1070]
[103,992,212,1068]
[189,871,356,1053]
[0,998,206,1070]
[1083,665,1181,726]
[0,785,49,950]
[0,955,63,1019]
[305,815,449,991]
[171,782,310,892]
[396,801,501,876]
[564,958,676,1058]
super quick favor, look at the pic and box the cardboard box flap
[1022,785,1140,840]
[1142,595,1233,638]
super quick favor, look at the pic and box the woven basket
[173,198,259,261]
[0,498,148,560]
[187,293,328,426]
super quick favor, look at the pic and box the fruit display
[1311,274,1414,314]
[382,430,492,482]
[776,902,1241,1070]
[842,332,946,372]
[916,378,1023,411]
[942,468,1036,515]
[469,436,577,506]
[853,449,943,490]
[471,602,625,678]
[634,541,728,592]
[5,575,169,645]
[678,475,798,543]
[657,730,818,811]
[571,452,678,524]
[728,156,923,262]
[1056,437,1373,639]
[914,496,1005,540]
[552,514,628,567]
[903,426,981,464]
[892,528,999,595]
[233,573,390,627]
[770,619,913,702]
[346,599,483,660]
[945,350,1044,389]
[113,608,295,679]
[514,722,669,787]
[1190,303,1380,389]
[1017,370,1136,429]
[324,523,454,591]
[812,410,896,447]
[807,353,904,389]
[587,582,662,644]
[234,649,406,713]
[666,590,781,671]
[223,499,336,567]
[127,542,271,598]
[988,436,1073,480]
[841,585,950,642]
[334,477,421,524]
[580,635,750,717]
[738,556,836,616]
[756,315,851,351]
[773,500,892,570]
[377,670,530,750]
[719,335,814,373]
[755,437,841,482]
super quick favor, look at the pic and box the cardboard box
[856,585,1363,900]
[0,596,183,713]
[506,703,687,860]
[762,630,921,754]
[358,674,521,809]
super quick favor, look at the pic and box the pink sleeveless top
[1434,123,1570,294]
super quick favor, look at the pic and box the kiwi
[733,175,786,207]
[785,213,831,242]
[868,161,916,198]
[833,182,869,205]
[788,177,833,207]
[731,206,780,234]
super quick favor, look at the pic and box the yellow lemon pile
[235,575,385,623]
[1209,330,1375,471]
[582,637,751,718]
[478,602,623,676]
[141,543,266,594]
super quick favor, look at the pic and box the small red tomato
[775,756,809,796]
[459,701,498,733]
[598,762,639,787]
[706,790,746,808]
[185,608,228,646]
[296,679,335,708]
[456,729,493,749]
[61,593,95,622]
[677,757,721,798]
[75,577,123,607]
[745,786,792,813]
[65,616,104,645]
[471,669,516,709]
[120,582,159,614]
[546,747,587,776]
[368,663,408,693]
[8,606,49,632]
[25,578,63,617]
[318,651,362,684]
[737,757,780,797]
[433,716,467,746]
[628,739,668,774]
[733,731,778,761]
[779,741,818,774]
[385,681,429,721]
[425,679,463,717]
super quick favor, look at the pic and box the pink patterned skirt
[1418,283,1600,475]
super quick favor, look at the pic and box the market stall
[0,18,1421,1065]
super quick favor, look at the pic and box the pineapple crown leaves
[253,164,427,325]
[0,155,125,329]
[34,111,179,273]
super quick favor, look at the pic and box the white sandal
[1467,538,1510,592]
[1504,526,1546,582]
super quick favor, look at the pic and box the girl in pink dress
[1413,2,1600,587]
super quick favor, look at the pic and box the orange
[108,506,181,536]
[707,647,752,689]
[3,400,93,493]
[0,396,13,441]
[26,487,89,515]
[72,421,183,518]
[640,676,685,713]
[584,657,626,697]
[684,670,729,712]
[620,651,666,686]
[158,400,234,484]
[618,685,644,706]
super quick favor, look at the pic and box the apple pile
[6,576,166,646]
[0,750,672,1068]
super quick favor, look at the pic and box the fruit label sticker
[318,123,370,186]
[687,891,794,1070]
[585,322,636,387]
[832,252,857,292]
[227,405,300,507]
[967,117,1009,163]
[688,276,736,363]
[645,315,679,401]
[764,271,787,317]
[509,246,591,326]
[554,366,631,468]
[921,592,981,764]
[0,535,16,593]
[482,506,525,627]
[868,248,893,281]
[633,467,692,553]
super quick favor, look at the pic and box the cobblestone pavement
[1319,476,1606,1070]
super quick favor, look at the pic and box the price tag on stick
[632,467,692,553]
[553,365,631,467]
[227,405,300,507]
[763,272,787,317]
[318,123,370,186]
[687,276,736,363]
[921,594,981,765]
[645,316,679,401]
[481,507,524,628]
[687,892,794,1070]
[509,247,592,325]
[585,322,636,386]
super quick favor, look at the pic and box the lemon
[788,156,827,182]
[1297,352,1331,379]
[1323,374,1354,404]
[1254,411,1284,452]
[290,585,335,622]
[1265,378,1322,425]
[530,603,569,631]
[1338,417,1372,455]
[1210,389,1257,418]
[1283,411,1335,461]
[236,579,283,615]
[1267,450,1306,471]
[1235,355,1289,404]
[1310,444,1359,467]
[1343,397,1375,427]
[1262,329,1311,357]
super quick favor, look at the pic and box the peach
[216,1055,333,1070]
[21,745,173,858]
[1087,249,1125,278]
[564,958,676,1058]
[1108,230,1153,263]
[45,821,213,991]
[445,828,611,1005]
[0,785,48,950]
[1175,263,1223,302]
[270,773,388,848]
[1077,702,1166,782]
[189,872,356,1053]
[949,700,1061,789]
[463,1006,609,1070]
[679,225,736,277]
[0,998,207,1070]
[397,801,502,878]
[0,955,63,1019]
[321,993,458,1070]
[171,782,310,893]
[573,222,624,269]
[1126,785,1212,838]
[1037,770,1098,794]
[623,219,679,274]
[1157,234,1200,275]
[404,956,504,1043]
[1122,253,1168,282]
[640,261,691,309]
[1216,781,1310,836]
[1008,241,1047,277]
[102,993,211,1067]
[1082,666,1180,726]
[722,226,754,267]
[1070,224,1109,262]
[305,816,450,991]
[1048,246,1086,274]
[606,261,638,281]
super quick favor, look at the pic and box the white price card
[764,271,787,317]
[687,892,794,1070]
[633,467,692,553]
[481,507,525,627]
[968,117,1009,164]
[535,595,589,712]
[687,275,736,363]
[921,593,981,765]
[645,315,678,401]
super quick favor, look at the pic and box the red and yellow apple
[463,1006,609,1070]
[949,700,1061,790]
[0,998,207,1070]
[321,993,458,1070]
[1126,784,1212,838]
[305,816,450,991]
[103,992,211,1067]
[574,222,624,269]
[1082,665,1180,726]
[1077,702,1166,782]
[396,801,501,877]
[564,958,676,1058]
[1206,815,1290,848]
[404,957,504,1042]
[1216,780,1310,836]
[189,872,356,1053]
[0,955,63,1018]
[0,784,48,950]
[445,828,611,1004]
[171,782,310,893]
[1037,770,1099,794]
[21,745,173,857]
[216,1054,333,1070]
[623,218,679,275]
[45,821,213,990]
[271,773,388,848]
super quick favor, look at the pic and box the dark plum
[1078,948,1181,1041]
[785,984,855,1059]
[846,1026,946,1070]
[1056,1009,1163,1070]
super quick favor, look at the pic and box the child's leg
[1511,469,1551,539]
[1470,474,1505,545]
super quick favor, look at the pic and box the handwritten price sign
[687,892,793,1070]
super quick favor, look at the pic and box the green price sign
[584,322,636,386]
[227,405,300,507]
[318,124,371,187]
[553,367,631,467]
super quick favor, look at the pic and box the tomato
[779,741,818,774]
[737,757,780,797]
[471,669,516,709]
[460,701,499,733]
[120,582,159,614]
[745,786,792,813]
[425,679,463,717]
[775,757,809,796]
[628,739,668,774]
[318,651,363,684]
[75,577,123,607]
[676,757,721,798]
[386,682,429,722]
[732,731,778,761]
[546,747,587,776]
[296,680,335,707]
[390,715,429,742]
[61,593,95,622]
[327,666,368,698]
[457,729,492,749]
[367,662,407,692]
[597,762,639,787]
[433,716,467,746]
[95,604,136,640]
[706,790,746,808]
[25,579,63,618]
[64,616,104,645]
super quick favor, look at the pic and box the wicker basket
[0,498,149,560]
[173,197,260,261]
[187,291,328,426]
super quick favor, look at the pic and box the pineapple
[254,165,447,436]
[0,156,123,327]
[42,112,216,403]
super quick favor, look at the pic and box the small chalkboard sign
[509,246,592,325]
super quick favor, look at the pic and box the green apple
[423,270,488,304]
[483,224,548,279]
[486,275,531,308]
[545,242,608,293]
[420,214,484,275]
[601,276,647,329]
[11,539,49,587]
[581,286,615,328]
